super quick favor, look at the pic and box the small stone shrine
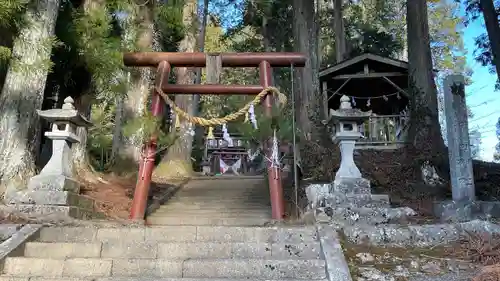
[9,97,103,219]
[305,96,415,226]
[202,128,250,176]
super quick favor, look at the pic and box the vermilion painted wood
[127,52,307,221]
[124,52,307,67]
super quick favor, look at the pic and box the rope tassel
[207,126,215,139]
[174,114,180,129]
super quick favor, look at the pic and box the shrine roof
[319,53,408,79]
[319,53,411,115]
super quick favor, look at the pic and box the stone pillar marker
[9,97,102,219]
[434,74,500,221]
[444,75,475,202]
[433,75,475,221]
[329,95,372,193]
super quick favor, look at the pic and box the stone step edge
[24,241,322,258]
[3,257,327,278]
[0,275,328,281]
[148,213,271,217]
[145,220,273,225]
[147,213,272,217]
[38,226,319,243]
[0,224,42,261]
[38,225,317,230]
[146,220,271,224]
[189,175,266,180]
[5,257,324,262]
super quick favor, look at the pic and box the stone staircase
[147,176,273,226]
[0,176,333,280]
[0,225,328,280]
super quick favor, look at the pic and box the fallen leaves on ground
[80,174,136,220]
[473,264,500,281]
[462,232,500,266]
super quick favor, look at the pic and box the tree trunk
[479,0,500,81]
[316,0,322,66]
[70,0,106,177]
[333,0,347,62]
[262,1,272,53]
[293,0,322,140]
[112,4,154,168]
[192,0,209,165]
[73,93,92,173]
[193,0,209,106]
[154,0,198,179]
[0,0,60,197]
[406,0,447,173]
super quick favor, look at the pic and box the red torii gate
[123,52,307,221]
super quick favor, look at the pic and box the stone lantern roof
[37,97,92,127]
[329,95,372,123]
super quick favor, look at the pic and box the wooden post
[129,61,170,221]
[260,60,285,220]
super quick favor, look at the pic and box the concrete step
[0,276,328,281]
[187,175,266,181]
[162,202,271,207]
[24,241,322,259]
[164,199,271,204]
[146,216,271,226]
[3,258,326,279]
[38,226,319,243]
[151,208,272,215]
[148,213,272,219]
[164,195,270,203]
[157,203,271,209]
[172,190,269,194]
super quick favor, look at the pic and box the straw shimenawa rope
[154,85,287,127]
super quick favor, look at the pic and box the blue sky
[464,15,499,161]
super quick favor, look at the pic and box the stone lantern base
[8,174,105,220]
[332,177,371,194]
[433,200,500,222]
[7,97,104,221]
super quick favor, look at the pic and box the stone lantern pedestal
[329,95,372,194]
[304,96,416,226]
[9,97,104,220]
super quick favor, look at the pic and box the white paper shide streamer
[219,158,242,175]
[248,104,258,129]
[222,123,234,147]
[247,148,260,161]
[268,130,280,179]
[187,123,195,136]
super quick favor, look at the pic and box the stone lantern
[328,95,371,180]
[36,96,92,178]
[9,97,101,219]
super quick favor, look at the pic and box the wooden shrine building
[319,53,411,149]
